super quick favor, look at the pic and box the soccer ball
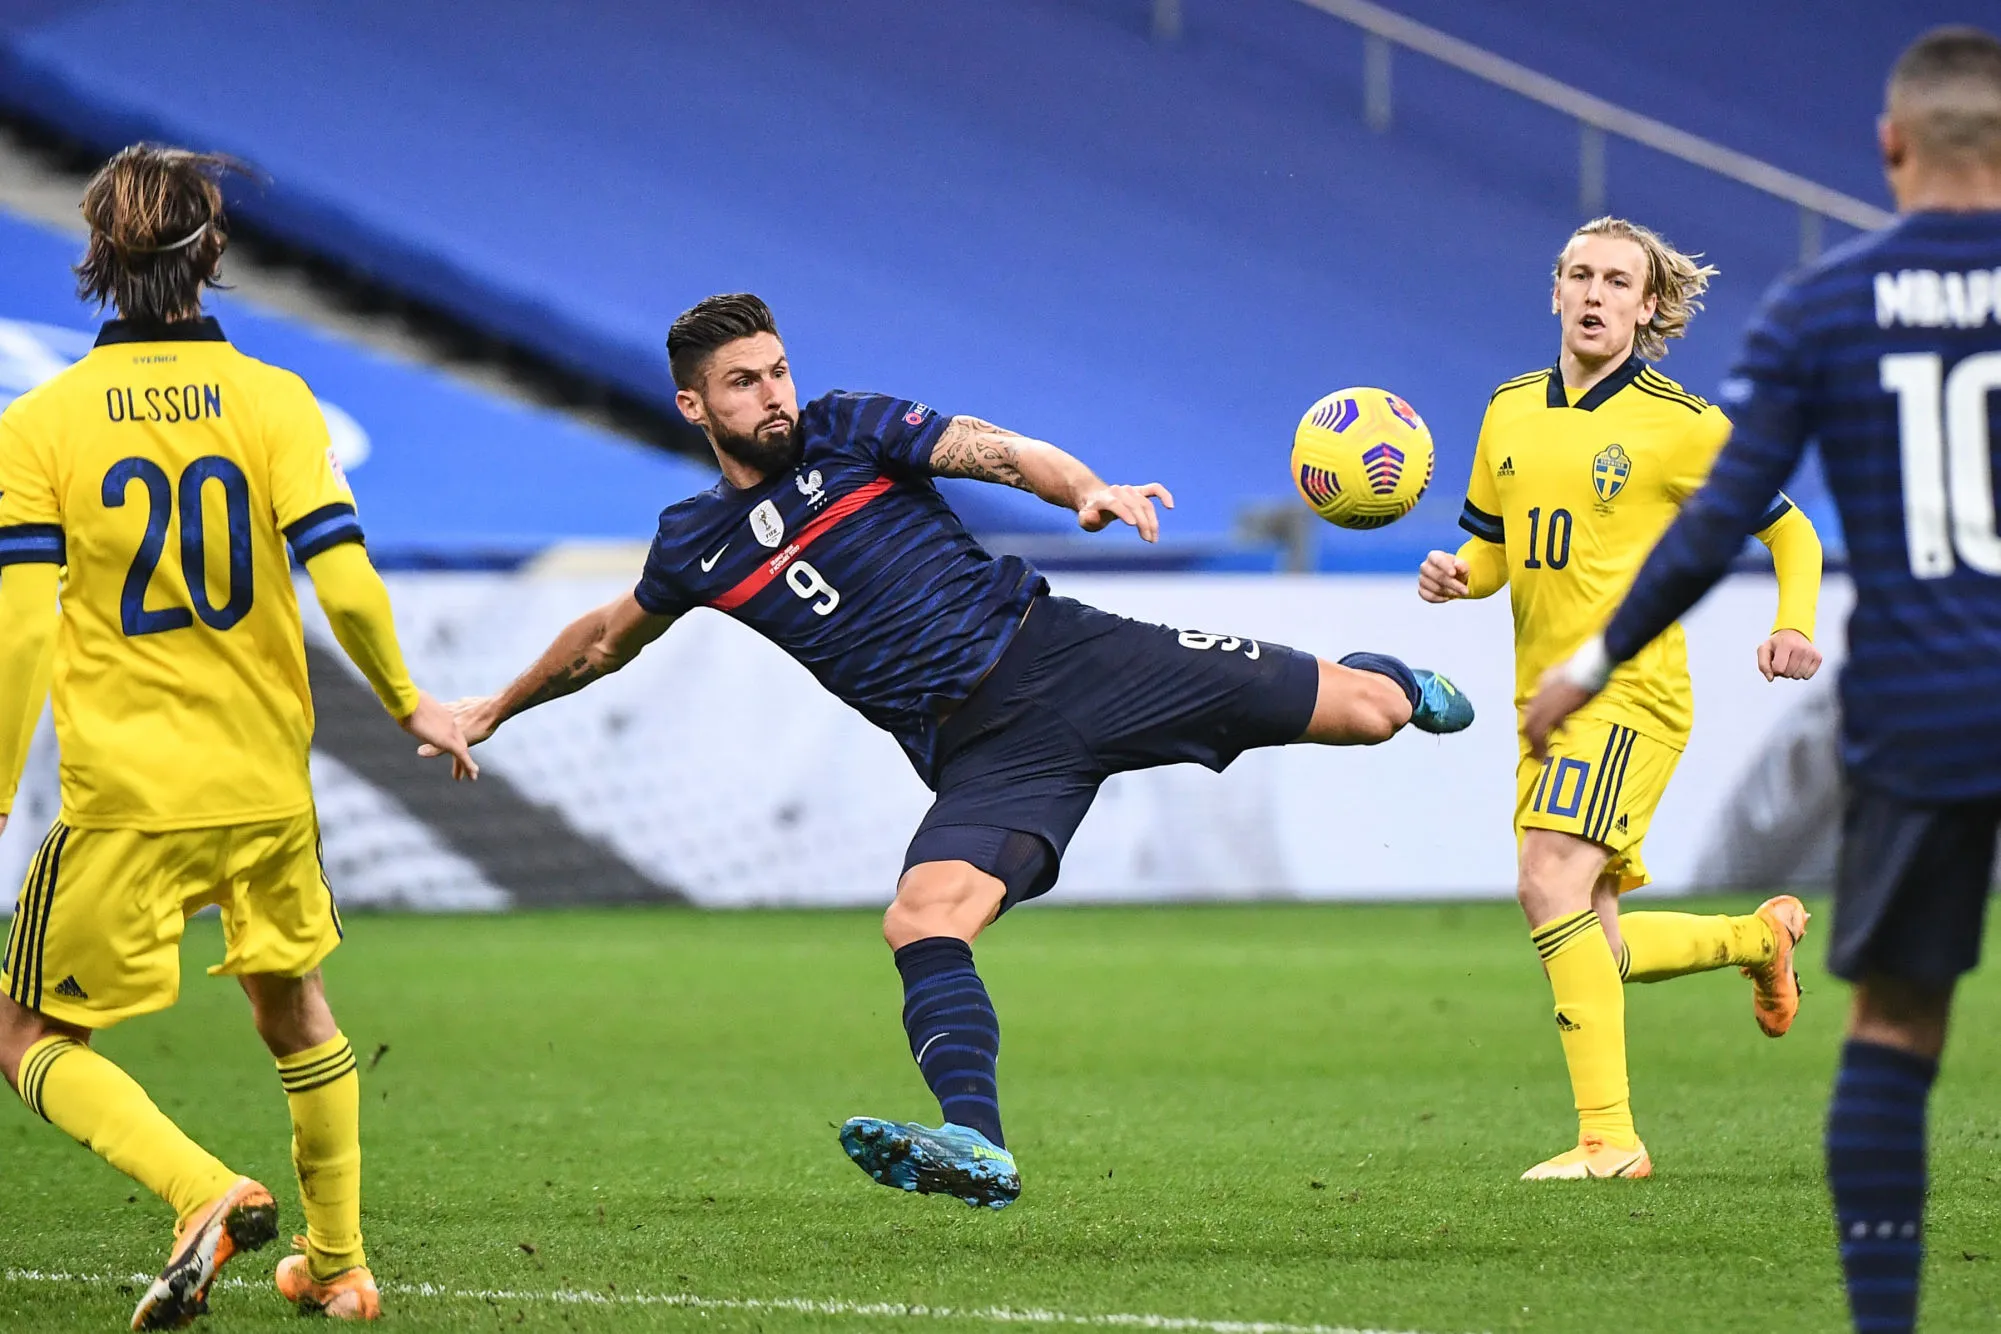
[1290,387,1435,529]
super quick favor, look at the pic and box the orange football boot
[1519,1135,1653,1180]
[130,1176,278,1330]
[276,1239,382,1320]
[1745,894,1810,1037]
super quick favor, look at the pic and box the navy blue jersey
[1605,211,2001,800]
[635,391,1045,781]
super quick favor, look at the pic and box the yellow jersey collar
[95,316,228,347]
[1547,354,1644,412]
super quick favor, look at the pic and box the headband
[123,221,209,254]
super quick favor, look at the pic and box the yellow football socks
[1618,911,1775,984]
[277,1032,365,1280]
[1531,910,1637,1149]
[15,1035,238,1225]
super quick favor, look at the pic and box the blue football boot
[839,1117,1021,1209]
[1410,669,1475,734]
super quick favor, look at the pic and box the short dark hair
[75,144,247,323]
[666,293,781,390]
[1889,26,2001,159]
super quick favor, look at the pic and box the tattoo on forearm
[513,653,604,713]
[931,416,1031,490]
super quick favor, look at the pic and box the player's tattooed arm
[514,652,603,711]
[929,415,1176,540]
[452,592,674,745]
[928,416,1035,490]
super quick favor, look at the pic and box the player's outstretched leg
[243,973,382,1321]
[0,997,277,1329]
[842,864,1020,1209]
[1618,896,1810,1036]
[1316,653,1473,739]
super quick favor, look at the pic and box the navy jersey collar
[1547,354,1644,412]
[710,440,811,498]
[95,316,227,347]
[711,467,790,501]
[1902,208,2001,230]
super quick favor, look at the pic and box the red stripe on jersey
[710,475,895,612]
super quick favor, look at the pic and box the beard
[712,414,802,476]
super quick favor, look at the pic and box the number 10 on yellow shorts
[1515,718,1682,893]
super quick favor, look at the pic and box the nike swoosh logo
[700,543,729,572]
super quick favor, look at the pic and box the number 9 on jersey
[786,559,840,615]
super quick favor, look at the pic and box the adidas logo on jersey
[1615,813,1629,834]
[51,975,88,1000]
[1497,457,1515,477]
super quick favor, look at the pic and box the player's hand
[1758,628,1822,682]
[1524,667,1594,762]
[1418,550,1471,602]
[1076,483,1173,543]
[450,696,502,747]
[401,690,479,781]
[0,813,8,841]
[418,696,500,755]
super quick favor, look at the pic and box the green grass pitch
[2,899,1997,1333]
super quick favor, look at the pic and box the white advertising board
[0,572,1854,910]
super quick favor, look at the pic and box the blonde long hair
[1554,217,1717,362]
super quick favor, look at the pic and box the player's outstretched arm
[444,592,675,748]
[928,415,1174,542]
[304,544,478,780]
[0,563,60,842]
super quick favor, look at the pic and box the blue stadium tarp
[0,210,720,564]
[0,0,1881,561]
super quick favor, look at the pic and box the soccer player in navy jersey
[439,292,1473,1209]
[1524,28,2001,1334]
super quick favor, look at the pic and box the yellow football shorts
[1,812,342,1029]
[1515,717,1683,893]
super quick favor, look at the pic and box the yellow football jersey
[1459,357,1797,747]
[0,318,364,830]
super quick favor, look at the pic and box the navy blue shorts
[903,595,1321,912]
[1829,785,2000,990]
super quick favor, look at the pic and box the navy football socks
[1337,651,1421,711]
[894,937,1005,1148]
[1827,1039,1936,1334]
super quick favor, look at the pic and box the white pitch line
[2,1268,1464,1334]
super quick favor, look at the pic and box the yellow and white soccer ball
[1290,387,1435,529]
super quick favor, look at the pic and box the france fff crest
[1592,444,1631,502]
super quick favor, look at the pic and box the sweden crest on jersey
[1592,444,1631,502]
